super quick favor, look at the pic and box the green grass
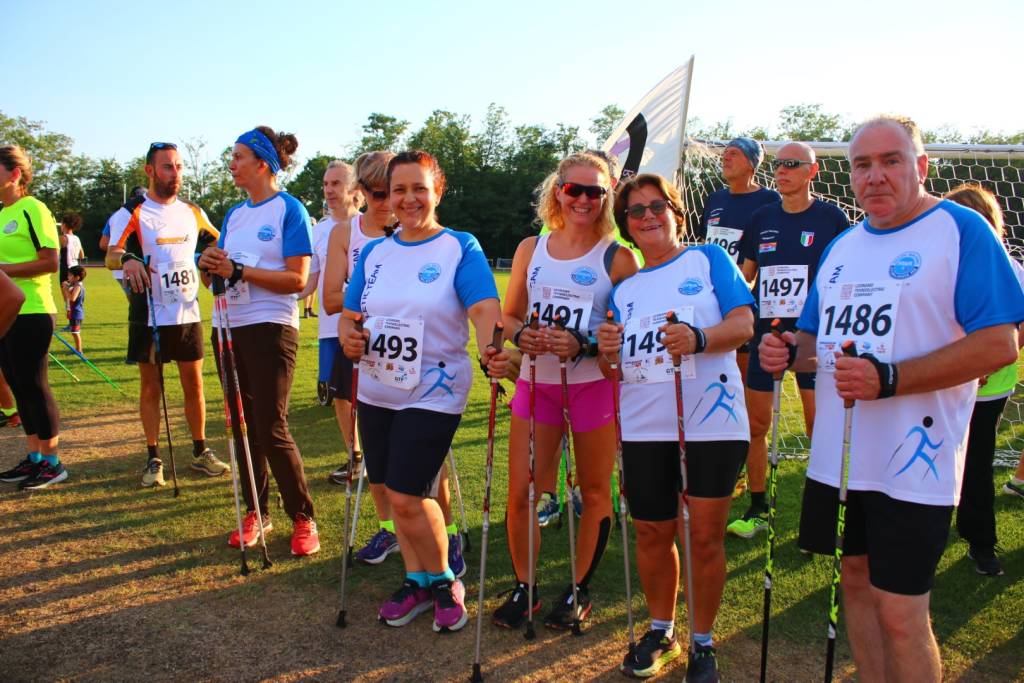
[21,267,1024,680]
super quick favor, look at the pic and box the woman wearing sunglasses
[496,152,638,630]
[596,174,753,681]
[198,125,321,557]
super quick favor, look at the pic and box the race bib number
[759,264,808,318]
[360,317,424,390]
[156,259,199,306]
[226,251,259,305]
[817,281,901,372]
[530,284,594,332]
[621,307,696,383]
[706,225,743,263]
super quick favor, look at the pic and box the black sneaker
[543,583,591,630]
[685,643,719,683]
[20,461,68,490]
[316,380,334,407]
[0,457,41,483]
[968,545,1004,577]
[621,629,682,678]
[327,454,363,485]
[491,581,540,629]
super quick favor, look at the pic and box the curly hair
[535,152,616,236]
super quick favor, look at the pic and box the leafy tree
[777,103,848,142]
[287,154,333,217]
[590,104,624,146]
[0,111,73,188]
[476,104,512,170]
[352,113,409,157]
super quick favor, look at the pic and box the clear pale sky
[8,0,1022,166]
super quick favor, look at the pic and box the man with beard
[106,142,229,487]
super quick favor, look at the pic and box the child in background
[63,265,87,353]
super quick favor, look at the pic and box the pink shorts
[509,378,614,432]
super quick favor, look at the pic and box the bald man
[726,142,849,538]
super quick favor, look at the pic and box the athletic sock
[0,406,14,417]
[42,454,59,466]
[380,519,395,533]
[192,439,206,457]
[407,571,429,588]
[651,618,674,639]
[693,631,714,648]
[445,522,458,536]
[147,444,159,462]
[28,451,42,464]
[750,491,766,510]
[428,568,456,585]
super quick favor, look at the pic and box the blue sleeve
[609,282,623,322]
[343,237,384,311]
[281,194,313,258]
[452,231,499,308]
[948,202,1024,333]
[101,222,110,237]
[218,203,243,249]
[694,244,755,316]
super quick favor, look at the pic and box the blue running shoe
[356,528,399,565]
[537,492,560,528]
[448,533,466,578]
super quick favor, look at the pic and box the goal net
[681,139,1024,465]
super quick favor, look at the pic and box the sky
[7,0,1023,167]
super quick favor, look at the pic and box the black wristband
[682,322,707,353]
[120,252,143,266]
[228,260,244,287]
[512,323,527,348]
[862,353,898,399]
[585,335,599,358]
[786,341,798,369]
[567,328,588,361]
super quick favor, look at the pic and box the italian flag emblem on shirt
[800,231,815,247]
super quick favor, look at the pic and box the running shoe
[571,485,583,518]
[0,410,16,428]
[726,507,768,539]
[0,457,40,483]
[448,533,466,579]
[379,579,432,627]
[431,578,468,633]
[142,458,165,487]
[291,514,320,556]
[228,511,273,548]
[20,461,68,490]
[355,528,399,565]
[7,412,20,428]
[968,545,1004,577]
[328,455,362,485]
[536,491,560,527]
[1003,479,1024,499]
[191,449,230,476]
[543,583,592,630]
[621,628,682,678]
[732,470,747,499]
[685,643,719,683]
[316,380,333,407]
[492,582,540,629]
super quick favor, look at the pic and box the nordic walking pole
[824,341,858,682]
[525,310,540,641]
[666,311,697,658]
[48,352,80,382]
[606,310,635,657]
[554,314,583,636]
[447,448,472,553]
[52,332,126,394]
[337,314,362,628]
[471,322,504,683]
[214,275,272,570]
[760,319,784,683]
[211,277,249,576]
[145,258,180,497]
[346,426,365,567]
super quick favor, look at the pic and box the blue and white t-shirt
[797,200,1024,505]
[610,244,754,442]
[344,228,498,414]
[309,215,341,339]
[215,192,313,329]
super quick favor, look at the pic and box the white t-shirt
[65,233,82,267]
[309,216,342,339]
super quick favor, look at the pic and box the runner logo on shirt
[418,263,442,283]
[678,278,703,295]
[257,225,276,241]
[800,231,815,247]
[3,221,17,234]
[888,416,943,481]
[571,266,597,286]
[888,251,921,280]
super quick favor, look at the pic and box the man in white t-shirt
[759,116,1024,681]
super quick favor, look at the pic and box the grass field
[0,267,1021,681]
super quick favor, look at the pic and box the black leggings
[956,397,1007,549]
[0,313,59,440]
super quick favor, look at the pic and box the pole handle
[841,340,858,409]
[665,311,682,368]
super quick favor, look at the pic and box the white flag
[601,57,694,183]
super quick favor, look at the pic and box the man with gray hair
[758,116,1024,680]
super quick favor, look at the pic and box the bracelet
[120,252,144,266]
[682,322,707,354]
[228,260,245,287]
[862,353,899,399]
[512,323,527,348]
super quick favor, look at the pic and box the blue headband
[236,129,282,174]
[726,137,764,172]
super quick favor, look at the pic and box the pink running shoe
[379,579,432,627]
[432,578,468,633]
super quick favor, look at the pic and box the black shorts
[127,321,204,363]
[798,477,953,596]
[622,440,748,521]
[331,353,354,402]
[357,402,461,497]
[747,338,815,392]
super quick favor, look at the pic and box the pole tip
[336,610,347,628]
[524,623,536,640]
[470,664,483,682]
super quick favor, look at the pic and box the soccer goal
[681,139,1024,464]
[494,257,514,272]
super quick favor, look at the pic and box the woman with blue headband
[198,125,320,557]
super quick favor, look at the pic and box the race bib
[226,251,259,305]
[706,225,743,263]
[156,259,199,306]
[759,264,809,318]
[360,317,424,390]
[621,307,696,383]
[530,284,594,332]
[817,281,901,372]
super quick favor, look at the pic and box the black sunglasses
[359,179,388,201]
[560,182,608,200]
[625,200,670,220]
[148,142,178,152]
[771,158,813,170]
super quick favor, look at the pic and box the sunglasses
[359,179,388,201]
[625,200,670,220]
[148,142,177,152]
[560,182,608,200]
[771,158,813,170]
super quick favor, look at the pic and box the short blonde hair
[536,152,616,236]
[944,183,1005,238]
[354,151,395,191]
[0,145,33,192]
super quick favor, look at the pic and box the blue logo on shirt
[418,263,442,283]
[571,266,598,286]
[2,221,16,235]
[887,416,943,481]
[257,225,276,242]
[679,278,703,295]
[888,251,921,279]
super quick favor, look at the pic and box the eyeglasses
[559,182,608,200]
[771,158,813,170]
[625,200,670,220]
[359,179,388,201]
[148,142,177,152]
